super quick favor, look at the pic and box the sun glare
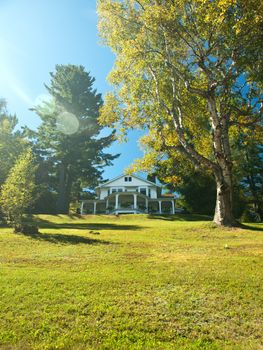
[56,111,80,135]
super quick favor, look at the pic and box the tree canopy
[98,0,263,226]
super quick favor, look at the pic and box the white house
[80,174,178,215]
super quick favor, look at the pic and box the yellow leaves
[139,132,161,152]
[99,93,120,127]
[162,175,180,185]
[0,149,36,225]
[98,0,262,182]
[230,120,263,147]
[127,152,159,174]
[0,118,12,133]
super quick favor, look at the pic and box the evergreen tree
[232,131,263,221]
[241,145,263,221]
[34,65,118,213]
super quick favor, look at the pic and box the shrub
[14,224,39,235]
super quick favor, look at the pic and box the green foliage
[32,65,118,214]
[177,173,216,216]
[231,127,263,221]
[0,214,262,349]
[0,99,28,186]
[0,149,37,229]
[98,0,263,226]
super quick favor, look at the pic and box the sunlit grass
[0,214,262,350]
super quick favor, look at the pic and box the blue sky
[0,0,144,180]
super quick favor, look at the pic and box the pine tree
[34,65,118,214]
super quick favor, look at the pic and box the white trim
[111,187,125,194]
[138,186,148,196]
[95,173,162,189]
[133,193,137,209]
[115,194,119,209]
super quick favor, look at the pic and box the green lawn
[0,214,262,350]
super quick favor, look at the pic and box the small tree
[0,149,37,232]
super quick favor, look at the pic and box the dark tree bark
[56,163,68,214]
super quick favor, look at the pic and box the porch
[80,192,175,215]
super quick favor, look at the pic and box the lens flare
[56,111,79,135]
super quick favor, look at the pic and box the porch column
[93,202,97,214]
[146,198,148,212]
[115,194,119,210]
[106,199,109,209]
[158,201,162,214]
[80,201,84,215]
[133,194,137,209]
[171,200,175,214]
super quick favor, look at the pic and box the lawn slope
[0,214,262,350]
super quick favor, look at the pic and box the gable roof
[96,174,161,188]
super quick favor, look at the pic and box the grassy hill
[0,214,262,350]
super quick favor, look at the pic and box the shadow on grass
[18,231,111,245]
[147,215,263,230]
[241,223,263,232]
[147,214,212,222]
[35,218,143,231]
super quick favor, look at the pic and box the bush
[14,224,39,235]
[241,208,261,223]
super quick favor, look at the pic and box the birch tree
[98,0,263,226]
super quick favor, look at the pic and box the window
[124,176,132,182]
[112,188,122,193]
[140,188,147,196]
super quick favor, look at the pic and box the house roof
[95,174,162,189]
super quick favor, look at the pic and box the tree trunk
[247,174,262,221]
[64,178,73,214]
[56,163,68,214]
[206,95,239,227]
[213,169,237,226]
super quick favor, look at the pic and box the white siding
[100,188,109,200]
[105,176,153,188]
[150,187,157,199]
[98,175,160,199]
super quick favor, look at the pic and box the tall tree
[33,65,118,214]
[98,0,263,226]
[0,149,36,230]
